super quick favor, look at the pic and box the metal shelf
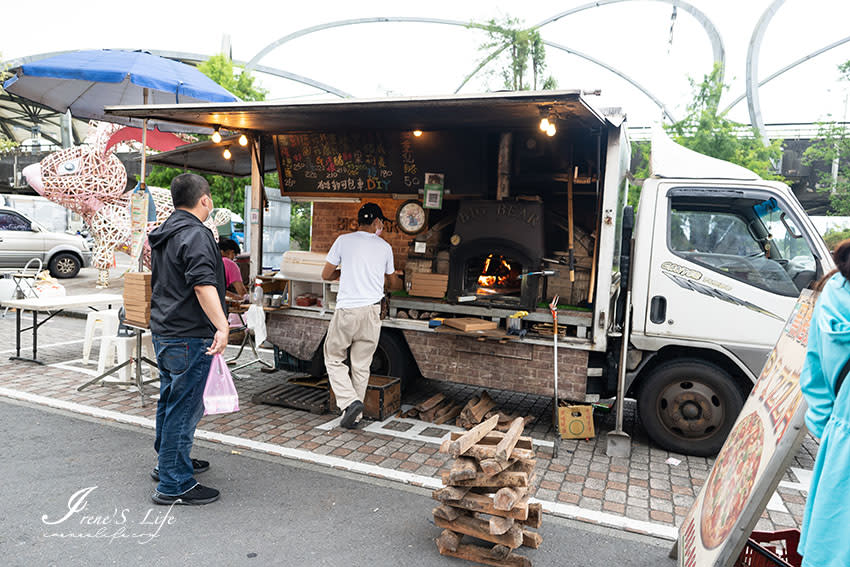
[388,296,592,326]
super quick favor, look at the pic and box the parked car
[0,207,92,278]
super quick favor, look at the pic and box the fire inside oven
[466,253,523,298]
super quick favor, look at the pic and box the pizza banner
[678,289,814,567]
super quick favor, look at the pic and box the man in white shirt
[321,203,395,428]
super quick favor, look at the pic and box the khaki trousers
[324,304,381,412]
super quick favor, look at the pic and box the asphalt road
[0,398,675,567]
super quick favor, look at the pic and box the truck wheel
[49,253,81,278]
[637,360,744,456]
[370,330,417,394]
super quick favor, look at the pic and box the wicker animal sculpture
[22,122,227,287]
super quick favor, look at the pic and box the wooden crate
[444,317,498,332]
[409,273,448,298]
[330,374,401,420]
[123,272,151,327]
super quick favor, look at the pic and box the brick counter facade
[266,312,328,361]
[401,330,587,400]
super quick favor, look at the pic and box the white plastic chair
[98,333,158,383]
[82,309,120,364]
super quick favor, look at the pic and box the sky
[2,0,850,130]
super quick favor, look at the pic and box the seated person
[218,238,248,301]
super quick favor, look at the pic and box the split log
[460,391,497,426]
[433,486,470,502]
[464,443,535,463]
[401,407,419,419]
[521,529,543,549]
[449,457,479,483]
[520,503,542,529]
[448,415,499,457]
[417,393,446,412]
[455,396,480,429]
[434,404,463,425]
[479,457,516,477]
[495,417,526,462]
[439,439,452,454]
[441,469,528,488]
[450,430,533,451]
[491,544,511,560]
[489,515,515,535]
[432,504,462,522]
[493,487,522,511]
[436,543,531,567]
[435,529,462,553]
[421,399,452,422]
[494,416,536,433]
[433,513,523,549]
[432,490,530,521]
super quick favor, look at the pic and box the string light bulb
[223,147,232,160]
[539,118,550,132]
[413,130,423,137]
[212,127,222,144]
[545,122,557,137]
[238,134,248,146]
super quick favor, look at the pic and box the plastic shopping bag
[203,353,239,415]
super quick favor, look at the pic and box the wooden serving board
[444,318,499,332]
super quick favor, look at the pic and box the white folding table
[1,293,123,365]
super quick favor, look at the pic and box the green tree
[473,17,557,91]
[629,64,785,209]
[197,54,267,102]
[290,202,312,251]
[802,60,850,215]
[0,52,18,152]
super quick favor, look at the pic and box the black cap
[358,202,387,225]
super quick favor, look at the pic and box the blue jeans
[152,335,213,495]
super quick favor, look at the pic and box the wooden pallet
[432,415,543,566]
[251,382,329,414]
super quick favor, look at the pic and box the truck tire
[48,252,81,278]
[310,330,418,394]
[637,359,744,457]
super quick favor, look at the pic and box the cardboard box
[557,405,595,439]
[123,272,152,327]
[409,273,448,298]
[330,375,401,421]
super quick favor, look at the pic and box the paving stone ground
[0,309,818,538]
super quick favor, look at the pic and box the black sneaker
[151,484,220,506]
[150,458,210,482]
[340,400,364,429]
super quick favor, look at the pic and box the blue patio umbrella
[3,49,238,129]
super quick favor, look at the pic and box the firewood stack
[432,414,543,567]
[404,391,536,432]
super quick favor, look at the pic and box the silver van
[0,207,92,278]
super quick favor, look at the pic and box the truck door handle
[650,296,667,324]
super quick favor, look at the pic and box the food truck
[115,91,833,456]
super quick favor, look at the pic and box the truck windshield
[669,194,817,296]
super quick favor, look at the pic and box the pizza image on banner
[677,290,814,567]
[699,412,764,549]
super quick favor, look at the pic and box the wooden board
[436,542,532,567]
[432,490,530,521]
[433,514,523,549]
[441,469,529,488]
[443,317,499,332]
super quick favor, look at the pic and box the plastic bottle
[251,279,264,305]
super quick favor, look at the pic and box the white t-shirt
[326,231,394,309]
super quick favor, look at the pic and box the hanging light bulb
[539,117,550,132]
[212,127,222,144]
[223,147,232,159]
[238,134,248,146]
[545,123,557,137]
[413,130,423,137]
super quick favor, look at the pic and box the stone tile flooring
[0,310,818,539]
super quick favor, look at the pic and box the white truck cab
[624,131,832,455]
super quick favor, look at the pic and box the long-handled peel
[549,295,560,458]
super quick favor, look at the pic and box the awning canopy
[105,90,608,134]
[145,134,277,177]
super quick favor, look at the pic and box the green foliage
[802,118,850,215]
[473,17,556,91]
[823,227,850,251]
[667,64,785,182]
[197,54,267,102]
[290,202,312,251]
[0,52,17,152]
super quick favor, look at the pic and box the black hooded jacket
[148,209,226,338]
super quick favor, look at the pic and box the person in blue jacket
[798,239,850,567]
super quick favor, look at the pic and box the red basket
[735,530,802,567]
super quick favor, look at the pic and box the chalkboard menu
[274,130,487,195]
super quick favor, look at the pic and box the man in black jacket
[148,173,228,506]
